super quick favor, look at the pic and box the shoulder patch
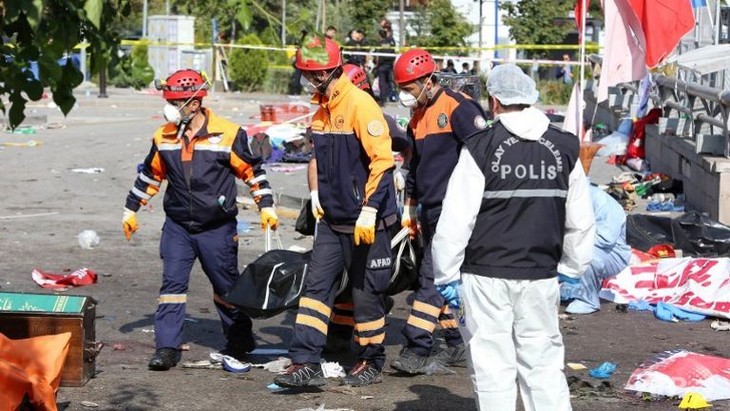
[474,115,488,130]
[367,120,384,137]
[437,113,448,128]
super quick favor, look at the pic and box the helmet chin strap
[315,69,338,94]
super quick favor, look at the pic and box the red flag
[574,0,589,42]
[628,0,694,68]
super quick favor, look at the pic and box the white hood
[496,107,550,141]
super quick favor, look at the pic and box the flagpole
[578,0,587,142]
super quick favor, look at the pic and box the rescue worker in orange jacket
[122,69,278,371]
[391,49,491,374]
[274,34,397,388]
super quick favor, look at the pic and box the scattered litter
[141,328,155,333]
[567,362,588,370]
[589,362,616,379]
[80,401,99,408]
[361,395,374,400]
[267,382,285,392]
[595,132,629,157]
[180,344,190,351]
[321,361,346,378]
[252,357,292,373]
[294,405,353,411]
[71,167,105,174]
[8,126,37,135]
[182,360,222,370]
[31,267,97,289]
[210,352,224,363]
[45,122,66,129]
[626,350,730,401]
[77,230,100,249]
[1,139,41,147]
[112,343,125,351]
[679,392,712,409]
[710,320,730,331]
[249,348,289,356]
[237,219,250,234]
[223,356,252,373]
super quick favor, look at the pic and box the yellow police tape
[73,39,600,53]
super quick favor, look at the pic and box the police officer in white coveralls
[431,64,595,411]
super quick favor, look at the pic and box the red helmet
[394,48,437,85]
[159,69,208,100]
[343,63,370,90]
[295,35,341,71]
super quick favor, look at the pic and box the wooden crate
[0,292,99,386]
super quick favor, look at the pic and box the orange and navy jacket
[125,107,273,233]
[311,74,397,226]
[405,87,489,208]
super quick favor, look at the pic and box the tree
[345,0,391,43]
[501,0,575,58]
[228,33,269,91]
[409,0,475,52]
[1,0,131,129]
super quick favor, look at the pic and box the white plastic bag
[595,132,629,157]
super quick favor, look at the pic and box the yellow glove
[354,206,377,246]
[260,207,279,230]
[122,208,138,241]
[310,191,324,220]
[401,205,418,239]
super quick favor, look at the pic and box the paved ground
[1,86,729,411]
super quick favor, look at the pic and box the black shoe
[148,348,181,371]
[341,360,382,386]
[390,347,431,374]
[273,363,326,387]
[433,343,467,368]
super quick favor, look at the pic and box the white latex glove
[310,190,324,219]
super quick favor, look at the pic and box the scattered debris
[589,362,617,379]
[70,167,105,174]
[321,361,346,378]
[182,360,222,370]
[141,329,155,333]
[80,401,99,408]
[1,139,41,147]
[112,343,125,351]
[567,362,588,370]
[77,230,100,250]
[223,356,252,373]
[710,320,730,331]
[252,357,291,373]
[31,267,97,289]
[361,395,374,400]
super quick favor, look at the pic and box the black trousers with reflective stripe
[289,220,392,369]
[402,206,463,355]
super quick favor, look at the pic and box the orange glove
[260,207,279,230]
[401,205,418,239]
[122,208,138,241]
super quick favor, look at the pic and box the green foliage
[409,0,475,52]
[501,0,573,59]
[1,0,131,129]
[109,41,155,89]
[346,0,390,42]
[263,67,294,95]
[228,34,269,92]
[537,80,572,105]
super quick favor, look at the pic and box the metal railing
[587,54,730,158]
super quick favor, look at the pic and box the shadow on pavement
[393,384,475,411]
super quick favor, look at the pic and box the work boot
[341,360,382,387]
[433,343,467,368]
[390,347,431,374]
[148,348,181,371]
[273,363,326,388]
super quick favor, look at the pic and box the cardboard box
[0,292,99,386]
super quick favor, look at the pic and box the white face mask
[300,76,317,94]
[399,90,418,108]
[163,103,182,125]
